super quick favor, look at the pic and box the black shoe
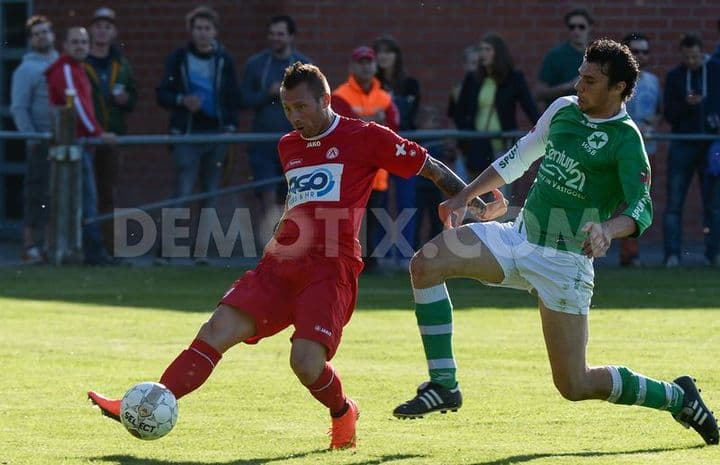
[672,376,719,445]
[393,381,462,419]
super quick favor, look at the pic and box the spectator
[240,15,310,247]
[448,44,481,122]
[45,27,116,265]
[84,7,137,254]
[10,15,58,264]
[453,33,540,181]
[619,33,662,267]
[332,46,400,272]
[663,33,720,267]
[374,35,420,262]
[713,19,720,62]
[413,105,453,246]
[155,6,239,264]
[535,8,593,108]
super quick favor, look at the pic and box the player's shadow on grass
[470,444,705,465]
[96,451,424,465]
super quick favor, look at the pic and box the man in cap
[332,46,400,272]
[85,7,137,255]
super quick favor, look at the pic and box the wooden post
[47,90,83,265]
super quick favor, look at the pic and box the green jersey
[493,96,652,254]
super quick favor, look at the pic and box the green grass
[0,266,719,465]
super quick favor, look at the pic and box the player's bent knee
[290,341,327,385]
[410,252,437,282]
[197,305,256,352]
[290,352,325,385]
[553,377,590,402]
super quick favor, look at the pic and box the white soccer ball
[120,382,178,440]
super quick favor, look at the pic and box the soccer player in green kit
[393,39,719,445]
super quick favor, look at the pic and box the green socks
[414,284,457,389]
[606,366,684,414]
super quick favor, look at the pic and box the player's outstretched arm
[418,155,469,199]
[418,156,508,224]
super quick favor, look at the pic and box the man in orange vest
[332,46,399,271]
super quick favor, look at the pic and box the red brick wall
[35,0,720,244]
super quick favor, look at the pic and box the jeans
[82,151,107,262]
[174,141,228,209]
[162,140,227,258]
[23,142,50,232]
[706,175,720,261]
[414,186,443,247]
[663,140,712,259]
[389,174,417,259]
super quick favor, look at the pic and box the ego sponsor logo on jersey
[285,163,344,208]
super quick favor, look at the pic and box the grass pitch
[0,265,718,465]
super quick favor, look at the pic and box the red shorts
[219,254,364,359]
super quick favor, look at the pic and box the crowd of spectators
[8,6,720,268]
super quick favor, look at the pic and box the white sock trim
[634,376,647,406]
[660,382,674,410]
[413,283,449,304]
[606,366,622,403]
[190,347,216,369]
[428,358,457,370]
[419,323,453,335]
[310,370,335,392]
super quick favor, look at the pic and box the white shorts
[467,217,594,315]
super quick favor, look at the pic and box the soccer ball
[120,382,178,440]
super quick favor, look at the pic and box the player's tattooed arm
[418,155,487,215]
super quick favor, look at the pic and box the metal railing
[2,123,720,264]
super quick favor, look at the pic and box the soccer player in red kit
[88,62,507,449]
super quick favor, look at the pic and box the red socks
[158,340,346,417]
[307,363,347,416]
[160,338,222,399]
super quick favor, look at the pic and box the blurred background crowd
[1,1,719,269]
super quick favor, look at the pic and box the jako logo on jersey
[306,140,321,148]
[395,143,406,157]
[285,163,343,208]
[583,131,608,155]
[314,325,332,337]
[326,147,339,159]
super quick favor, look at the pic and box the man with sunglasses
[618,33,662,267]
[536,8,594,108]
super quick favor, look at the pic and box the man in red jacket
[45,27,116,264]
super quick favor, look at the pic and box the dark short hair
[186,6,219,31]
[269,14,296,35]
[585,38,639,101]
[281,62,330,100]
[564,8,594,26]
[622,33,649,46]
[26,15,51,37]
[679,33,703,49]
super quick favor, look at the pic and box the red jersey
[271,114,428,260]
[45,55,102,137]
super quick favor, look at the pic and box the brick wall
[35,0,720,244]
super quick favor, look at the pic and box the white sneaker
[665,255,680,268]
[22,246,44,265]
